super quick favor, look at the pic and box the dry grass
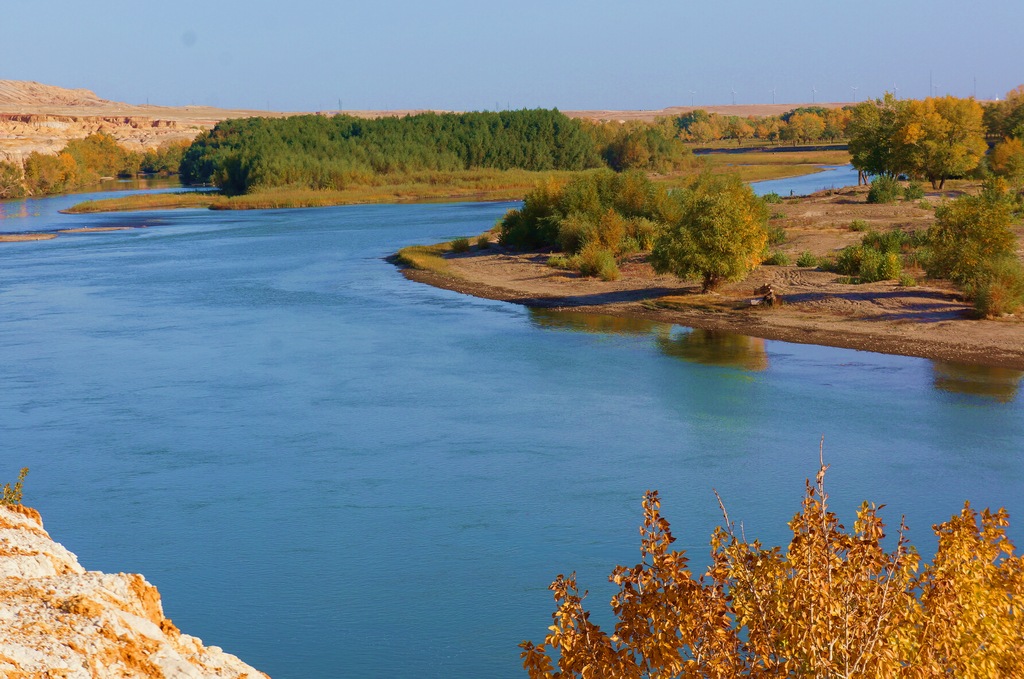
[393,243,455,276]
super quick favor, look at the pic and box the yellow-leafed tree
[522,454,1024,677]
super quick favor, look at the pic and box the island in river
[395,183,1024,370]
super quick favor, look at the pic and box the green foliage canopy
[180,110,604,193]
[650,173,769,291]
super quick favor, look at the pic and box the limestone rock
[0,504,268,678]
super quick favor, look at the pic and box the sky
[4,0,1023,112]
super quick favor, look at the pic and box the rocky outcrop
[0,504,268,678]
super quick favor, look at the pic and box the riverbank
[394,186,1024,369]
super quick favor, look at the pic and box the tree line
[850,87,1024,188]
[0,134,189,199]
[179,110,609,193]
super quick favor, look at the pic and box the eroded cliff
[0,504,268,678]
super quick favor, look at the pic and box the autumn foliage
[522,454,1023,677]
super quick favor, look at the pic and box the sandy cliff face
[0,80,265,163]
[0,504,268,679]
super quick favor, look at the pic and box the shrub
[1,468,28,505]
[766,223,787,246]
[556,212,597,254]
[904,180,926,200]
[576,244,620,281]
[761,191,783,204]
[834,245,864,276]
[850,219,870,232]
[476,234,490,249]
[449,237,471,253]
[858,250,902,282]
[867,175,902,203]
[926,191,1015,284]
[546,254,574,269]
[796,251,818,268]
[523,459,1024,678]
[763,250,790,266]
[969,256,1024,317]
[861,228,913,254]
[918,199,933,210]
[899,273,917,287]
[624,216,658,251]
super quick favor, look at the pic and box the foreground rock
[0,504,268,678]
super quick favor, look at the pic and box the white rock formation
[0,504,269,678]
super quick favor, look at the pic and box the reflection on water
[529,308,662,335]
[656,327,769,371]
[932,361,1023,403]
[529,309,769,371]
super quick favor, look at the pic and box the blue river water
[750,164,861,197]
[0,189,1021,678]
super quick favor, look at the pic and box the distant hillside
[0,80,113,110]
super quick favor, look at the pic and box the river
[1,190,1021,677]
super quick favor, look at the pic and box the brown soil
[399,185,1024,369]
[0,233,57,242]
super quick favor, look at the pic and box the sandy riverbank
[395,186,1024,369]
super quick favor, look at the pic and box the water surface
[1,195,1021,678]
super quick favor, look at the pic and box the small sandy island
[397,186,1024,369]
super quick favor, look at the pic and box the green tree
[847,94,910,182]
[650,173,769,291]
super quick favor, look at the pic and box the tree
[847,94,910,183]
[990,137,1024,186]
[521,457,1024,678]
[0,160,26,199]
[650,173,768,291]
[903,96,987,189]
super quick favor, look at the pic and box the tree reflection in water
[932,361,1023,403]
[529,309,768,372]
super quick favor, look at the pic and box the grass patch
[66,169,583,214]
[394,243,453,276]
[450,237,471,253]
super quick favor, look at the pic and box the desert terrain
[0,79,849,162]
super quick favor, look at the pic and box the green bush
[763,251,791,266]
[767,223,787,246]
[904,181,926,200]
[850,219,870,232]
[867,175,902,204]
[556,212,597,254]
[547,254,574,269]
[969,256,1024,317]
[476,234,491,249]
[898,273,917,287]
[577,244,620,281]
[450,237,471,253]
[861,228,916,254]
[926,192,1015,284]
[834,245,864,276]
[796,251,818,268]
[762,191,783,204]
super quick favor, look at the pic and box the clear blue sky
[4,0,1022,111]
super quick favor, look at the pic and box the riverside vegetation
[522,454,1024,678]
